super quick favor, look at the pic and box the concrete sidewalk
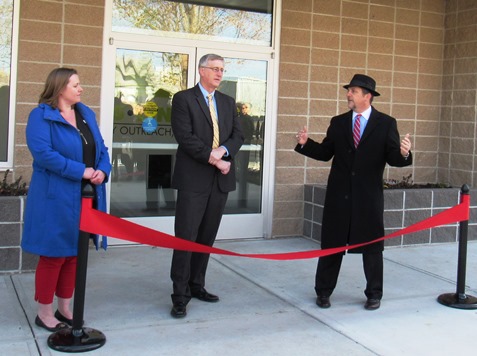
[2,238,477,355]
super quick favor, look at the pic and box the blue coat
[21,103,111,257]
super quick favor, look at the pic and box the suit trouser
[170,175,228,304]
[315,251,383,300]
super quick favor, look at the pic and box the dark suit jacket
[295,107,412,253]
[171,84,244,193]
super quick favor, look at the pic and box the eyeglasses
[201,66,225,73]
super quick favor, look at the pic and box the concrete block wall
[274,0,477,238]
[14,0,105,183]
[303,185,477,248]
[0,196,37,273]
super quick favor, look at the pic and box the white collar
[354,106,372,120]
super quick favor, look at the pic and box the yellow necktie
[207,94,220,149]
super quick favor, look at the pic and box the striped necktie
[207,94,220,149]
[353,114,361,148]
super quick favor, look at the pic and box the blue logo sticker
[142,117,158,133]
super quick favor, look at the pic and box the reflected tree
[0,0,13,80]
[115,51,188,108]
[115,54,154,104]
[113,0,271,43]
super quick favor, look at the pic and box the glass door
[196,49,272,239]
[110,48,189,218]
[101,42,273,240]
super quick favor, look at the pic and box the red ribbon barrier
[80,195,470,260]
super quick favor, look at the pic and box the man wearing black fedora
[295,74,412,310]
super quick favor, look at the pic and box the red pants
[35,256,77,304]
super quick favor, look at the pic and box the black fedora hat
[343,74,380,96]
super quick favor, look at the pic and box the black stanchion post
[437,184,477,309]
[47,184,107,352]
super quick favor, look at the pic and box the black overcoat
[295,107,412,253]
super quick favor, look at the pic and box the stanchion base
[47,327,106,353]
[437,293,477,310]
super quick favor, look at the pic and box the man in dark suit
[169,54,244,318]
[295,74,412,311]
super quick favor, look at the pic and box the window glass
[110,48,189,217]
[112,0,272,46]
[0,0,13,162]
[219,57,267,214]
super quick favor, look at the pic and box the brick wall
[273,0,454,237]
[439,0,477,187]
[14,0,105,183]
[303,185,476,247]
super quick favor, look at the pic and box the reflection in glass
[110,49,188,217]
[0,0,13,162]
[219,57,267,214]
[110,50,267,217]
[112,0,272,46]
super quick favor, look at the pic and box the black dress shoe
[171,302,187,318]
[35,315,69,332]
[316,296,331,308]
[364,299,381,310]
[191,289,219,303]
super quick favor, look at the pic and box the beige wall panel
[62,46,102,68]
[341,18,368,36]
[271,218,302,237]
[278,98,310,116]
[416,106,440,121]
[65,4,105,27]
[309,100,339,118]
[18,42,61,62]
[310,65,339,83]
[415,120,439,136]
[278,81,309,99]
[20,0,62,21]
[310,49,339,66]
[281,10,312,29]
[279,62,310,81]
[309,82,338,100]
[313,0,341,16]
[277,116,308,133]
[368,54,393,70]
[396,8,419,25]
[370,5,395,23]
[275,167,305,185]
[14,124,27,146]
[273,201,304,219]
[369,22,394,38]
[283,0,313,11]
[312,31,339,49]
[280,45,312,65]
[19,20,61,43]
[392,103,416,118]
[276,150,306,168]
[17,62,58,83]
[274,184,304,202]
[304,168,331,185]
[341,1,368,19]
[64,25,103,47]
[15,104,36,125]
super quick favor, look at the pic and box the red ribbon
[79,194,470,260]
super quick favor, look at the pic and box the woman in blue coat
[22,68,111,332]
